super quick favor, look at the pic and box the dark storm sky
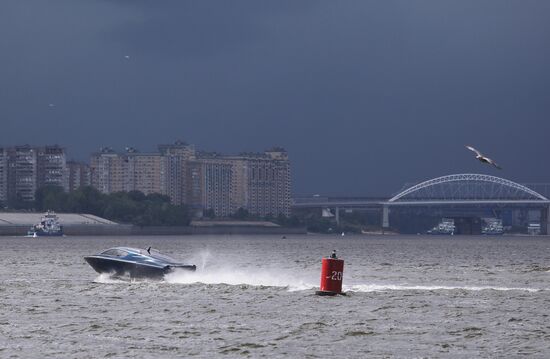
[1,1,549,196]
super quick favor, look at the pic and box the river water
[1,234,549,358]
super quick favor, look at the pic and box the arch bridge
[382,174,550,234]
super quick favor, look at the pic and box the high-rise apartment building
[37,145,68,191]
[67,161,91,192]
[8,145,38,203]
[190,154,236,217]
[188,149,291,217]
[90,148,166,196]
[90,148,128,194]
[186,160,203,214]
[242,148,291,217]
[1,145,69,204]
[126,149,165,195]
[229,158,248,213]
[159,141,195,205]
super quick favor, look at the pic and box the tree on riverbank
[34,186,191,226]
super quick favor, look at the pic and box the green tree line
[34,186,191,226]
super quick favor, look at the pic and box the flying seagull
[465,145,502,169]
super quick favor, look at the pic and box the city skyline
[2,140,550,198]
[0,142,291,218]
[2,1,549,196]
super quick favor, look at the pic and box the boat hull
[28,230,64,237]
[84,256,195,279]
[426,231,454,235]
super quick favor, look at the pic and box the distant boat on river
[27,211,63,237]
[427,218,455,235]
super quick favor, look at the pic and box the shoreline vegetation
[32,186,192,227]
[2,186,385,235]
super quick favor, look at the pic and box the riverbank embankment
[0,213,306,236]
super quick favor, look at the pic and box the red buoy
[316,250,345,296]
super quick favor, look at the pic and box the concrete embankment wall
[0,225,306,236]
[131,226,307,235]
[0,225,133,236]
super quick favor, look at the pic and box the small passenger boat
[427,218,455,235]
[27,211,63,237]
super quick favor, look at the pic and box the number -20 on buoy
[315,250,345,296]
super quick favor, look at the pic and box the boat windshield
[147,251,178,263]
[101,249,129,257]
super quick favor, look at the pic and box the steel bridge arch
[388,174,548,202]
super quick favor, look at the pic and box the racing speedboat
[84,247,196,278]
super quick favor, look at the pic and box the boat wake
[346,284,545,293]
[161,249,315,291]
[164,267,316,291]
[94,271,545,293]
[92,250,546,293]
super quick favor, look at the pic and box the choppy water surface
[1,235,550,358]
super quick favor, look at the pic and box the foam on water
[93,273,130,284]
[346,283,544,293]
[92,271,545,294]
[91,249,549,293]
[164,267,317,291]
[162,249,317,291]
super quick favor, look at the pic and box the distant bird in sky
[124,55,130,59]
[48,103,55,108]
[465,145,502,169]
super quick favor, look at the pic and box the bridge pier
[382,205,389,229]
[541,206,550,235]
[335,207,340,227]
